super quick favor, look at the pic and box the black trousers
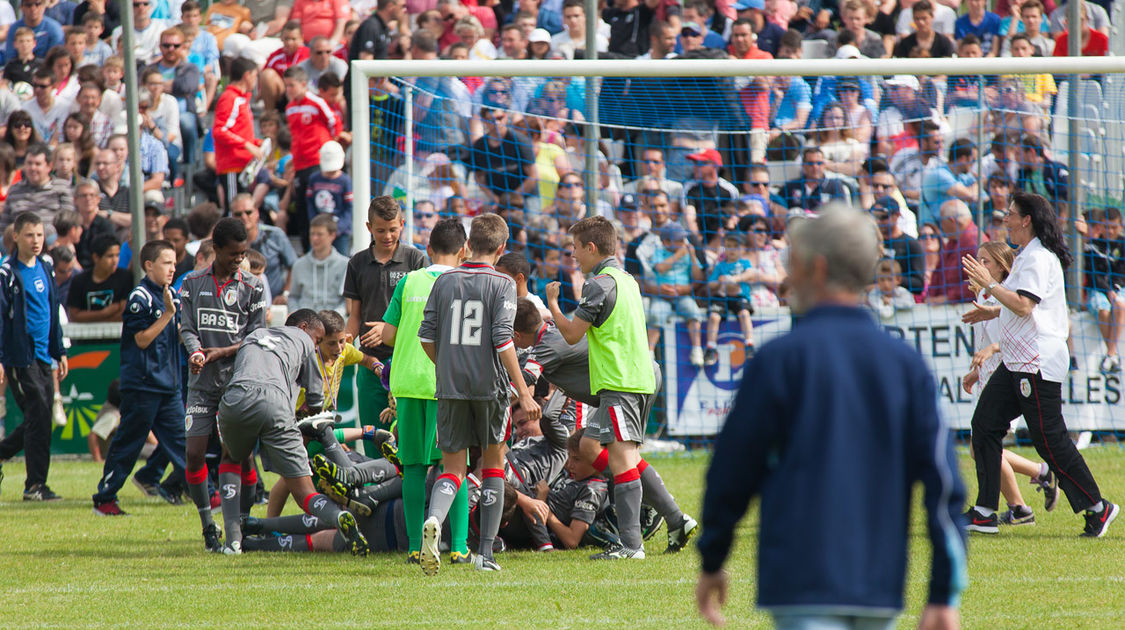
[0,361,55,489]
[971,364,1102,513]
[289,165,319,252]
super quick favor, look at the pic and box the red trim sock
[185,465,208,485]
[306,534,314,550]
[241,468,258,485]
[637,458,649,474]
[482,468,504,479]
[614,468,641,485]
[218,462,241,476]
[437,472,463,491]
[593,449,609,474]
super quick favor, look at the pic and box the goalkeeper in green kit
[361,219,472,564]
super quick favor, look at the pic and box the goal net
[349,56,1125,436]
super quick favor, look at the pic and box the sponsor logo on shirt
[198,308,242,333]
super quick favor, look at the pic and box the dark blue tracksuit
[697,305,968,618]
[93,277,188,504]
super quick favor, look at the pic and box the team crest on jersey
[223,289,238,307]
[130,302,141,313]
[185,414,193,430]
[1020,379,1032,398]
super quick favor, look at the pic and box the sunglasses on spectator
[232,210,255,218]
[562,251,574,257]
[749,181,768,188]
[415,211,436,219]
[803,161,824,166]
[12,121,32,128]
[642,158,662,164]
[559,182,582,188]
[682,30,702,37]
[919,232,939,240]
[161,42,182,48]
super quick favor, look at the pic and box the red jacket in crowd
[286,92,344,172]
[213,83,260,175]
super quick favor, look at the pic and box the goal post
[348,55,1125,434]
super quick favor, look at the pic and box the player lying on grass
[242,473,517,556]
[213,308,369,556]
[498,431,613,551]
[513,295,697,553]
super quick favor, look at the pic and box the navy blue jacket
[698,305,967,615]
[119,277,181,394]
[0,255,65,367]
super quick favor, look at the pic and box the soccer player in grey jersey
[416,213,541,575]
[215,309,368,556]
[512,297,698,553]
[178,218,267,552]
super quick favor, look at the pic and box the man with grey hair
[928,199,982,305]
[297,37,348,92]
[696,204,967,630]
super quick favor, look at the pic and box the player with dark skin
[185,236,248,474]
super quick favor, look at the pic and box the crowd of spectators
[0,0,1115,370]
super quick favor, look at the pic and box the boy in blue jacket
[92,240,189,515]
[695,207,967,630]
[0,212,68,500]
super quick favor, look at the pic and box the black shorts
[709,296,753,317]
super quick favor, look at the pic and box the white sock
[1089,501,1105,514]
[1037,463,1049,480]
[975,506,995,517]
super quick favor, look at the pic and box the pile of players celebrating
[95,196,696,573]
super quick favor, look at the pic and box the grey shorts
[586,390,650,445]
[217,384,309,479]
[436,395,511,454]
[185,388,221,438]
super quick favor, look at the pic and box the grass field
[2,447,1125,629]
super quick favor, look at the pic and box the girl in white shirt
[962,191,1117,537]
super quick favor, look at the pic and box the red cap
[686,148,722,167]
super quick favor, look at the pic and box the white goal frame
[348,55,1125,252]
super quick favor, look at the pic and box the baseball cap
[320,140,345,172]
[734,0,765,10]
[834,44,862,59]
[618,193,638,212]
[660,222,688,243]
[686,147,723,167]
[869,196,900,215]
[836,76,861,91]
[529,28,551,44]
[885,74,920,91]
[681,21,703,35]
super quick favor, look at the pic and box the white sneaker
[420,516,441,576]
[52,393,67,427]
[689,347,704,367]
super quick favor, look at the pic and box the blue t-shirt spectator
[18,257,52,364]
[955,12,1002,54]
[3,16,64,63]
[771,77,812,129]
[307,171,353,253]
[649,245,695,286]
[46,0,76,26]
[708,258,752,301]
[921,162,975,227]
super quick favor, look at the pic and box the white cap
[529,28,551,44]
[834,44,862,59]
[320,141,345,172]
[885,74,920,90]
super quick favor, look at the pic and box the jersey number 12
[449,299,483,346]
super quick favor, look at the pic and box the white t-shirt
[998,237,1069,382]
[111,19,171,65]
[21,97,72,143]
[896,5,957,36]
[973,288,1003,395]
